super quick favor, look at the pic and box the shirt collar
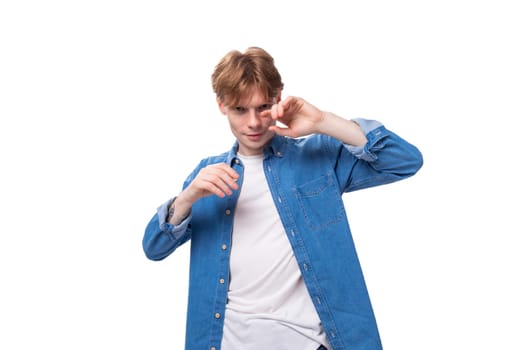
[226,135,286,166]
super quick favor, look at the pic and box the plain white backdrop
[1,1,524,349]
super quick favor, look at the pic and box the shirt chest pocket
[292,173,345,231]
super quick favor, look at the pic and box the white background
[1,1,524,349]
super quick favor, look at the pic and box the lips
[246,133,263,141]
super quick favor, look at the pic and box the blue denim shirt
[143,119,423,350]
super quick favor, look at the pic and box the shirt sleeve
[344,118,385,162]
[157,197,192,240]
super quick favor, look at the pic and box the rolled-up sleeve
[336,118,423,192]
[143,197,192,261]
[344,118,385,161]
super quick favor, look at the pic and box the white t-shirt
[221,154,330,350]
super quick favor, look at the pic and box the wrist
[167,196,192,225]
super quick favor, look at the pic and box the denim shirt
[143,119,423,350]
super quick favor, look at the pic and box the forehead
[236,87,269,106]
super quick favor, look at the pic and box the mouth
[246,133,263,141]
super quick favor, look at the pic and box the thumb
[269,125,296,138]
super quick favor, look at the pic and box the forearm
[167,191,193,225]
[317,112,367,146]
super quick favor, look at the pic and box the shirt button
[219,278,225,284]
[215,312,221,319]
[221,244,227,250]
[225,209,231,215]
[276,151,282,157]
[234,158,240,164]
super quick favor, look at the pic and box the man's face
[218,88,280,156]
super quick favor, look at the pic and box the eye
[233,106,247,114]
[256,104,273,113]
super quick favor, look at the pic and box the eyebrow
[235,101,274,108]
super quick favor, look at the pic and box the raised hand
[265,96,325,138]
[264,96,367,146]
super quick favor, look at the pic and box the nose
[247,109,262,128]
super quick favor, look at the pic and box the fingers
[270,97,292,119]
[194,163,239,198]
[268,96,303,120]
[268,124,296,138]
[270,102,284,120]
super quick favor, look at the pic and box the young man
[143,47,423,350]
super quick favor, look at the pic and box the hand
[183,163,240,203]
[264,96,325,138]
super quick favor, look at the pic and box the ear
[217,97,227,115]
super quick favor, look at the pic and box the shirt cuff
[344,118,386,162]
[157,197,192,239]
